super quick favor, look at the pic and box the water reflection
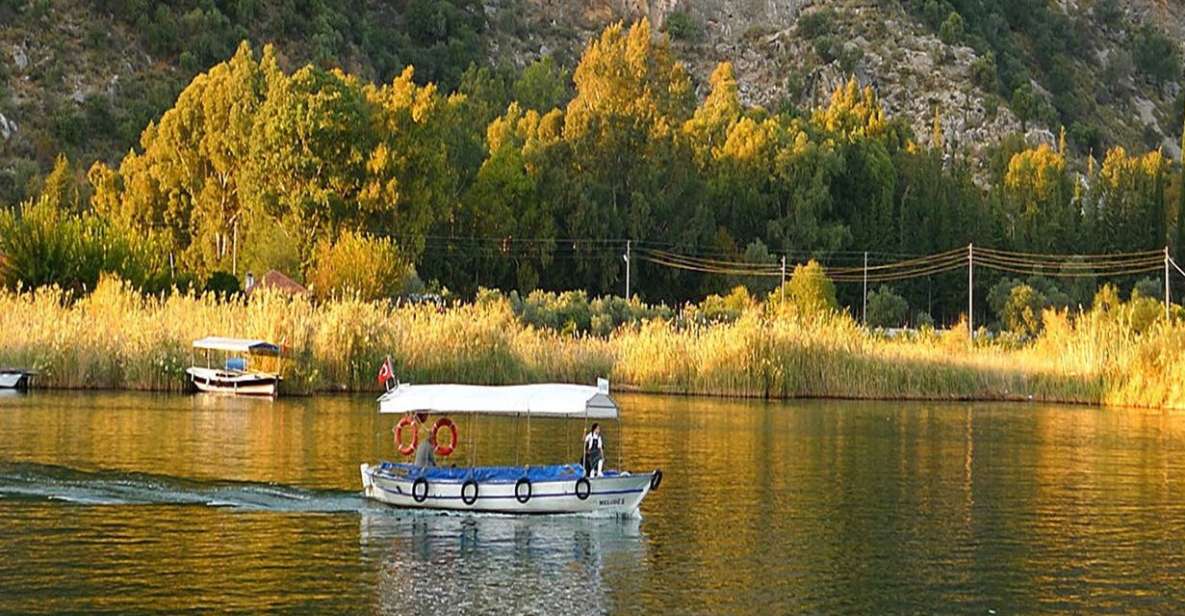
[4,392,1185,613]
[360,511,644,615]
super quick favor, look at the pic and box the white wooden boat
[185,337,282,397]
[0,369,33,390]
[360,380,662,516]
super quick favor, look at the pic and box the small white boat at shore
[185,337,282,397]
[360,380,662,516]
[0,369,34,390]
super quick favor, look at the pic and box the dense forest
[1,19,1184,327]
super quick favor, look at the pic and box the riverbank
[2,277,1182,408]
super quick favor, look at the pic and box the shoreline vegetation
[3,20,1185,413]
[4,274,1184,410]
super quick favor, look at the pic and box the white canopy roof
[192,337,281,355]
[378,380,618,419]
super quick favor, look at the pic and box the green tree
[89,41,268,275]
[1002,284,1047,336]
[512,56,570,112]
[40,153,82,212]
[866,285,908,328]
[1000,143,1074,250]
[771,260,838,317]
[1133,26,1182,85]
[939,12,964,45]
[561,19,698,293]
[1011,84,1038,132]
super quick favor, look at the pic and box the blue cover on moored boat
[377,462,589,483]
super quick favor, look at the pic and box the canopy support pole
[617,415,623,473]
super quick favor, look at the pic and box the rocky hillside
[1,0,1183,204]
[498,0,1185,160]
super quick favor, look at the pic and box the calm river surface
[2,392,1185,614]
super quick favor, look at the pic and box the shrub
[663,11,701,41]
[1068,122,1102,153]
[1094,0,1122,26]
[1011,84,1039,131]
[970,52,998,92]
[0,194,168,292]
[797,8,835,38]
[509,290,670,336]
[770,260,838,317]
[939,12,964,45]
[305,230,416,301]
[515,289,592,334]
[866,286,908,328]
[1133,26,1182,85]
[1003,284,1047,336]
[204,271,240,295]
[1129,295,1163,333]
[1132,277,1162,301]
[838,44,864,74]
[687,286,756,325]
[813,35,840,63]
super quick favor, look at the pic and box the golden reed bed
[2,277,1182,409]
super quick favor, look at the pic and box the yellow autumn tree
[1002,143,1071,250]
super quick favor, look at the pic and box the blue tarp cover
[378,462,602,483]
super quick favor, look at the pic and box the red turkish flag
[377,358,394,385]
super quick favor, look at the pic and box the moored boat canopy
[378,380,618,419]
[192,337,281,355]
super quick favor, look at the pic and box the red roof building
[245,270,308,297]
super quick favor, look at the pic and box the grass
[3,276,1185,409]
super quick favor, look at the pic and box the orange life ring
[394,415,418,456]
[432,417,458,457]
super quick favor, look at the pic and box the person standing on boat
[415,429,437,468]
[583,423,604,478]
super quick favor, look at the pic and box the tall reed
[3,276,1185,409]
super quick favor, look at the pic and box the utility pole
[1166,246,1171,320]
[780,255,787,305]
[623,240,631,300]
[862,251,869,325]
[968,243,974,341]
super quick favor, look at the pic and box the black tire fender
[575,477,591,500]
[514,477,532,504]
[649,469,663,491]
[461,479,479,506]
[412,477,429,503]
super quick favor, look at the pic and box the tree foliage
[867,286,909,328]
[4,19,1180,329]
[306,229,417,300]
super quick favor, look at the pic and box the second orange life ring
[432,417,458,457]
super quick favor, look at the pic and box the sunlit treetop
[811,78,887,143]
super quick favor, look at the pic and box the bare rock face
[11,44,28,71]
[0,112,16,141]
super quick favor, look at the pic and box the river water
[1,391,1184,614]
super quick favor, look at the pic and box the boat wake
[0,462,366,512]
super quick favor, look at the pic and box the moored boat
[360,379,662,516]
[185,337,283,397]
[0,369,34,390]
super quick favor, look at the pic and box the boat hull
[0,371,30,390]
[186,367,279,397]
[360,463,656,516]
